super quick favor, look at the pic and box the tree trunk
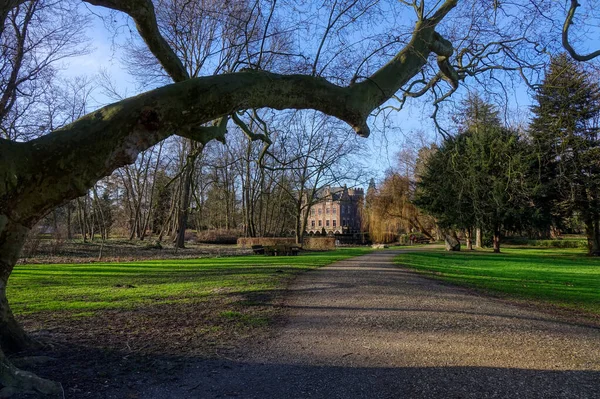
[66,203,72,240]
[295,220,302,245]
[0,217,36,353]
[0,7,459,388]
[0,346,62,397]
[465,228,473,250]
[175,156,194,249]
[444,232,460,251]
[76,197,87,242]
[492,230,501,253]
[585,218,600,255]
[294,201,304,245]
[475,228,482,248]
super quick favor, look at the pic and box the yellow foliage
[363,173,434,243]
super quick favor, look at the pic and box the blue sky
[59,1,579,182]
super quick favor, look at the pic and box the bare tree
[1,0,595,393]
[562,0,600,61]
[0,0,88,140]
[232,112,296,237]
[366,172,435,243]
[264,110,365,243]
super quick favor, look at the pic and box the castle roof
[313,185,363,202]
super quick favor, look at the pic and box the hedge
[503,238,587,249]
[302,237,335,250]
[237,237,295,248]
[237,237,336,250]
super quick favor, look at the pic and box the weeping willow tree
[364,173,435,243]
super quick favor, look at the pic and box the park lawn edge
[11,248,373,357]
[394,247,600,327]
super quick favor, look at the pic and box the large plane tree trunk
[0,0,458,391]
[0,346,62,397]
[444,231,460,251]
[0,219,63,396]
[0,217,36,353]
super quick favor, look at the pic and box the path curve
[152,250,600,398]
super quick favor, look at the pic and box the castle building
[304,185,364,235]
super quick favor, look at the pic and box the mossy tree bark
[0,217,36,353]
[0,219,62,396]
[0,15,457,345]
[0,0,460,391]
[0,346,62,396]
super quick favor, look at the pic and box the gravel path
[143,250,600,399]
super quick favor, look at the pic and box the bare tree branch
[84,0,189,82]
[562,0,600,61]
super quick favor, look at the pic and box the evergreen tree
[453,93,501,133]
[529,54,600,254]
[464,125,532,252]
[414,135,474,234]
[416,98,532,252]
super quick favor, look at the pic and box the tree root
[0,348,62,397]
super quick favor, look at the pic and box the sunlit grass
[396,247,600,314]
[9,248,372,316]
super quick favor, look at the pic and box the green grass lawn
[396,247,600,315]
[9,248,372,355]
[10,248,371,316]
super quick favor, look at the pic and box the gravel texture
[17,250,598,398]
[129,250,600,399]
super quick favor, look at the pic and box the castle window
[333,220,337,227]
[318,208,322,215]
[326,208,330,214]
[326,220,330,227]
[333,207,337,214]
[311,220,315,228]
[318,220,322,227]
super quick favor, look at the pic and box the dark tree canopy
[529,54,600,254]
[416,99,532,252]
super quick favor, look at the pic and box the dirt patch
[18,240,248,265]
[9,289,287,398]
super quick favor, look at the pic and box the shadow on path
[13,250,600,398]
[147,357,600,399]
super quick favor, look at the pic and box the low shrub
[237,236,335,250]
[237,237,296,248]
[197,229,240,245]
[303,237,335,250]
[398,232,430,245]
[398,234,410,245]
[504,237,587,249]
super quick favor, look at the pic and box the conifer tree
[416,97,531,252]
[529,54,600,254]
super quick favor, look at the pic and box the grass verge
[395,247,600,317]
[10,248,371,355]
